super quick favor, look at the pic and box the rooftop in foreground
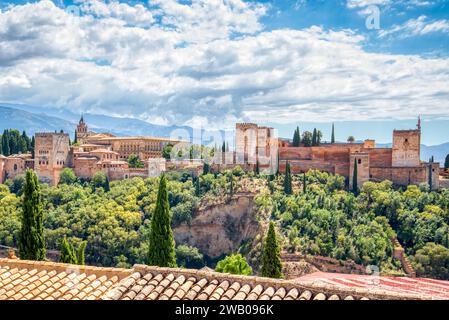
[1,259,449,300]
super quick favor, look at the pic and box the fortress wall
[369,165,437,188]
[280,160,336,174]
[368,148,392,167]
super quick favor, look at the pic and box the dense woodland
[1,166,449,279]
[0,129,34,156]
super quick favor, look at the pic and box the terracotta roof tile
[1,259,445,300]
[0,259,129,300]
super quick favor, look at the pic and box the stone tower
[35,132,70,185]
[235,123,277,174]
[349,152,370,190]
[392,124,421,167]
[76,115,88,144]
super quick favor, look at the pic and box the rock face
[174,194,259,258]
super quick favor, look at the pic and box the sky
[0,0,449,144]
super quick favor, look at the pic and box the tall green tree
[31,136,35,158]
[303,172,307,194]
[302,131,312,147]
[59,237,87,265]
[352,158,358,195]
[292,126,300,147]
[255,160,260,175]
[147,174,177,267]
[203,162,210,175]
[331,123,335,144]
[18,169,46,261]
[261,221,283,278]
[445,154,449,170]
[59,237,77,264]
[283,161,293,195]
[2,130,10,156]
[74,130,78,144]
[312,128,317,146]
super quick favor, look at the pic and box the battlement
[35,132,69,137]
[236,123,258,130]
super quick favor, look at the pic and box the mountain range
[0,103,448,165]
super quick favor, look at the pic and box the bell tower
[76,115,88,144]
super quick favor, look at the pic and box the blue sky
[0,0,449,144]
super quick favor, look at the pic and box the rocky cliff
[174,194,260,258]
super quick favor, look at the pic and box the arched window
[14,164,17,171]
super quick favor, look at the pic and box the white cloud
[379,15,449,38]
[346,0,390,8]
[0,1,449,129]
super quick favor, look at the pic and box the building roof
[0,259,446,300]
[297,272,449,300]
[0,259,130,300]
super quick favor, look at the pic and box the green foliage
[352,158,358,195]
[283,162,292,195]
[9,174,25,196]
[203,162,210,175]
[302,131,312,147]
[0,129,33,156]
[215,253,252,276]
[127,154,144,168]
[59,168,77,185]
[292,126,300,147]
[445,154,449,170]
[412,243,449,280]
[91,171,110,192]
[19,170,46,261]
[59,236,87,265]
[347,136,355,143]
[147,174,177,268]
[60,236,77,264]
[261,221,282,278]
[176,245,204,268]
[162,144,174,160]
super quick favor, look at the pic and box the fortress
[0,117,442,189]
[234,119,440,190]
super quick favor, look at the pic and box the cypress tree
[31,136,35,158]
[19,169,46,261]
[77,241,87,265]
[203,162,210,175]
[222,142,226,153]
[255,160,260,175]
[303,172,307,194]
[312,128,317,146]
[445,154,449,170]
[2,130,10,156]
[429,157,433,192]
[147,174,177,267]
[331,123,335,144]
[283,161,293,195]
[74,130,78,144]
[261,221,283,278]
[228,174,234,197]
[352,158,358,195]
[292,127,301,147]
[195,177,201,196]
[59,237,77,264]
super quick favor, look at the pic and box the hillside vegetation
[0,168,448,278]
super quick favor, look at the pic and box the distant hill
[0,104,223,144]
[0,106,76,135]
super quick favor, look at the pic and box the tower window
[358,159,362,164]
